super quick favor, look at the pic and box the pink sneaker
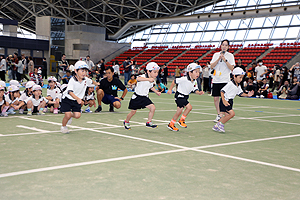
[53,109,58,114]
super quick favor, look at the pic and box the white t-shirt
[19,92,31,102]
[255,65,267,80]
[63,76,92,100]
[0,58,6,71]
[85,60,94,70]
[211,51,235,83]
[5,94,18,104]
[113,64,120,75]
[221,80,244,101]
[203,67,210,78]
[133,74,154,97]
[47,87,60,100]
[85,92,95,101]
[175,76,199,95]
[25,95,48,106]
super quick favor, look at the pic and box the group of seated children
[0,76,96,117]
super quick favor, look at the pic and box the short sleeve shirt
[47,88,61,100]
[175,76,199,95]
[255,65,267,80]
[211,51,235,83]
[63,76,92,100]
[99,77,126,97]
[25,96,48,106]
[134,74,154,96]
[221,80,243,101]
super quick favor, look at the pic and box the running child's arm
[69,91,82,104]
[136,76,154,82]
[92,80,100,86]
[240,90,254,97]
[167,80,176,94]
[221,91,230,106]
[150,87,161,96]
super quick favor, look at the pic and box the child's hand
[248,90,254,97]
[156,92,161,96]
[223,100,230,106]
[198,91,204,95]
[148,78,155,83]
[167,90,172,95]
[76,98,82,105]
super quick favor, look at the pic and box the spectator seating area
[106,43,300,76]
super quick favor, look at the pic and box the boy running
[167,63,204,131]
[212,67,254,133]
[123,62,161,130]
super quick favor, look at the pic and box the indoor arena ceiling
[0,0,223,39]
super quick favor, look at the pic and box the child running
[61,61,99,133]
[212,67,254,133]
[167,63,204,131]
[123,62,161,130]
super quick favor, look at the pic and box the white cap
[0,81,5,88]
[232,67,245,75]
[32,85,42,91]
[186,63,200,72]
[74,61,89,70]
[0,86,4,90]
[25,81,35,89]
[146,62,160,71]
[9,80,20,87]
[48,76,57,82]
[8,85,19,92]
[87,83,95,88]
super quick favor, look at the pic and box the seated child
[61,70,72,84]
[127,74,137,91]
[0,85,9,117]
[212,67,254,133]
[256,78,269,98]
[83,84,96,113]
[25,85,48,116]
[244,77,257,97]
[5,85,22,114]
[286,76,299,100]
[277,80,289,99]
[18,81,35,114]
[46,76,60,114]
[156,80,167,93]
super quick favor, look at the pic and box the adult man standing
[162,64,168,86]
[21,54,29,81]
[95,66,128,112]
[0,55,6,81]
[123,57,132,86]
[85,55,94,71]
[58,54,69,82]
[42,57,47,79]
[255,59,268,83]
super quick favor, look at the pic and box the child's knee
[230,111,235,118]
[113,101,121,109]
[74,112,81,119]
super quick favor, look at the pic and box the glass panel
[165,34,176,43]
[290,15,300,25]
[217,20,227,30]
[259,29,272,39]
[207,21,219,30]
[169,24,179,32]
[188,23,198,32]
[156,34,165,43]
[7,48,18,56]
[173,33,183,42]
[183,33,195,42]
[246,29,261,40]
[0,47,5,55]
[228,19,241,29]
[285,27,300,39]
[234,30,247,40]
[224,31,236,40]
[239,19,251,29]
[192,32,203,42]
[272,27,288,38]
[277,15,293,26]
[20,49,31,56]
[197,22,207,31]
[148,35,158,43]
[264,16,276,27]
[252,17,265,28]
[202,32,214,41]
[178,23,187,31]
[213,31,224,41]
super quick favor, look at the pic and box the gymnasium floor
[1,92,300,199]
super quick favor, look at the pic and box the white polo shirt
[0,58,6,71]
[175,76,199,95]
[25,95,48,106]
[19,92,31,102]
[47,87,60,100]
[5,94,18,104]
[85,92,95,101]
[133,74,154,97]
[63,76,92,100]
[211,51,235,83]
[221,80,243,101]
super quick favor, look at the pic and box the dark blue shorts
[61,97,81,113]
[219,99,233,113]
[102,93,120,105]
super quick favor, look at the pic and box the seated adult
[277,80,289,99]
[95,66,128,112]
[30,67,44,86]
[244,77,257,97]
[127,74,137,91]
[61,70,72,84]
[286,76,299,100]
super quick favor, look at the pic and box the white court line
[87,121,120,127]
[246,118,300,126]
[16,125,48,132]
[0,130,62,137]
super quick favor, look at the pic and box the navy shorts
[61,97,81,113]
[212,83,227,97]
[219,99,233,113]
[33,106,39,113]
[175,92,189,108]
[128,94,153,110]
[102,93,120,105]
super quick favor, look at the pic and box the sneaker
[109,104,114,112]
[0,112,8,117]
[260,95,264,98]
[85,108,92,113]
[53,109,59,114]
[19,109,24,114]
[67,117,72,125]
[167,123,179,131]
[43,107,48,113]
[123,121,131,130]
[217,122,225,133]
[27,111,32,116]
[94,106,102,113]
[38,111,45,115]
[256,95,259,98]
[178,119,187,128]
[213,114,221,123]
[7,109,16,115]
[146,121,157,128]
[61,126,69,134]
[212,124,221,132]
